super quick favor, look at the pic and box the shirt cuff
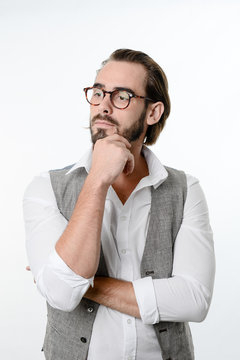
[132,276,160,325]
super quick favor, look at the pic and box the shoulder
[163,167,202,207]
[49,164,87,193]
[164,166,199,188]
[49,163,75,175]
[23,162,76,202]
[23,171,53,202]
[164,166,188,191]
[164,170,210,220]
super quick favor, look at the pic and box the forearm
[133,274,214,325]
[84,277,141,318]
[55,174,109,278]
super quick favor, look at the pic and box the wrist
[87,170,112,190]
[86,170,111,194]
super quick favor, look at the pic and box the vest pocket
[43,321,85,360]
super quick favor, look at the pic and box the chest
[112,179,142,205]
[101,186,152,280]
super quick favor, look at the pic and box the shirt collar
[65,148,92,175]
[140,146,168,189]
[65,145,168,189]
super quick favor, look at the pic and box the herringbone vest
[42,164,194,360]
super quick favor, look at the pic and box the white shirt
[23,146,215,360]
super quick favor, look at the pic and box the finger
[107,134,131,149]
[123,152,135,175]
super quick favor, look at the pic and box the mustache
[91,114,119,127]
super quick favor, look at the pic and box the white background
[0,0,239,359]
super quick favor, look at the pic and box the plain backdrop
[0,0,240,359]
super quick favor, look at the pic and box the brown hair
[101,49,171,145]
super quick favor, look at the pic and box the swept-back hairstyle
[101,49,171,145]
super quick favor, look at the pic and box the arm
[84,277,140,318]
[24,134,134,311]
[55,134,134,279]
[54,174,108,279]
[133,175,215,324]
[23,173,94,311]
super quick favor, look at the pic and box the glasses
[83,87,154,110]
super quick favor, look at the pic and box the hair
[101,49,171,145]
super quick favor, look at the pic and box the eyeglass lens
[86,88,130,109]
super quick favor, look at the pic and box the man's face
[89,61,148,145]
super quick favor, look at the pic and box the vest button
[81,337,87,343]
[145,270,154,276]
[159,328,167,333]
[87,306,94,313]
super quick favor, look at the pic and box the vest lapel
[141,184,174,279]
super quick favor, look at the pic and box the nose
[98,92,113,114]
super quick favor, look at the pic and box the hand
[90,129,135,186]
[26,265,36,284]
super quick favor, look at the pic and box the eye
[117,90,130,102]
[92,88,103,97]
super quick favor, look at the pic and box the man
[23,49,215,360]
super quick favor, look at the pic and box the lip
[94,120,115,128]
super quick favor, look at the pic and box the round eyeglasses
[83,87,154,110]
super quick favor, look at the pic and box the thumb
[123,153,134,175]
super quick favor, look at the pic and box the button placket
[122,314,136,360]
[118,200,136,359]
[117,209,132,281]
[120,215,127,221]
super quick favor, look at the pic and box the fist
[90,133,134,186]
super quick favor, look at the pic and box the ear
[146,102,164,125]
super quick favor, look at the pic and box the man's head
[87,49,170,146]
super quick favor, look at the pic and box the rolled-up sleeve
[132,276,160,324]
[23,172,93,312]
[132,174,215,324]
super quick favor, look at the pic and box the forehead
[95,61,147,93]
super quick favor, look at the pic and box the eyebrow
[93,83,136,95]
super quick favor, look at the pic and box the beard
[90,107,147,145]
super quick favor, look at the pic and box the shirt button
[121,249,126,254]
[127,318,132,324]
[80,337,87,343]
[87,307,94,313]
[120,215,127,221]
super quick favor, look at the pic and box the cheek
[90,106,96,117]
[124,106,143,124]
[90,106,100,123]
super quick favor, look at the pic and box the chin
[91,128,108,144]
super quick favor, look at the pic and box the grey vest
[42,165,194,360]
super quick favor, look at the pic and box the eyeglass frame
[83,86,155,110]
